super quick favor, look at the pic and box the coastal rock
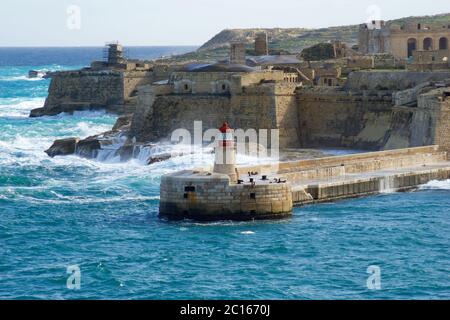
[75,136,102,159]
[112,114,133,131]
[45,137,80,157]
[30,106,61,118]
[148,153,172,165]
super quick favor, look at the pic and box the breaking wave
[0,98,45,118]
[420,179,450,190]
[0,75,45,82]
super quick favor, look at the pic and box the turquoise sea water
[0,48,449,300]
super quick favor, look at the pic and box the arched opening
[439,37,448,50]
[407,38,417,58]
[423,37,433,50]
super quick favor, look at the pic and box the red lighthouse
[214,122,237,182]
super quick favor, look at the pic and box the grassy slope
[160,13,450,64]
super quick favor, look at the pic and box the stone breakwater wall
[30,70,155,117]
[159,146,450,221]
[238,145,450,206]
[301,167,450,204]
[237,146,446,180]
[159,171,292,221]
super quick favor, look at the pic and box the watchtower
[230,42,246,65]
[255,32,269,56]
[106,43,125,65]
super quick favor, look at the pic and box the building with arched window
[359,21,450,59]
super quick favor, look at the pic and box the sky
[1,0,450,47]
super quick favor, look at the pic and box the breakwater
[160,145,450,220]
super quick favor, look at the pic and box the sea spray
[420,179,450,190]
[379,175,396,193]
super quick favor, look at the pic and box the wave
[0,98,45,118]
[0,187,160,204]
[0,75,45,82]
[420,179,450,190]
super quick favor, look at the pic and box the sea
[0,47,449,300]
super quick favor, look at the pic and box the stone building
[408,49,450,71]
[359,20,450,59]
[107,43,126,65]
[230,42,246,65]
[255,32,269,56]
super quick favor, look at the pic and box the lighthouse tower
[213,122,237,182]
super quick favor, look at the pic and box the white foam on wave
[0,186,160,204]
[0,98,45,118]
[0,75,45,82]
[420,179,450,190]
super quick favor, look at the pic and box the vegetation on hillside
[300,43,335,61]
[159,12,450,64]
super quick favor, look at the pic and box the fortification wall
[30,70,154,117]
[345,71,450,91]
[384,88,450,154]
[170,70,285,95]
[130,82,300,148]
[123,71,154,102]
[411,90,450,153]
[297,87,394,149]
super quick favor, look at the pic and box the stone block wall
[237,146,445,183]
[32,69,155,117]
[169,70,285,95]
[384,88,450,155]
[305,168,450,202]
[123,71,154,102]
[44,71,124,109]
[428,94,450,154]
[131,82,299,148]
[159,171,292,220]
[297,87,394,149]
[345,71,450,91]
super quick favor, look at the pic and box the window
[423,38,433,51]
[439,37,448,50]
[407,38,417,58]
